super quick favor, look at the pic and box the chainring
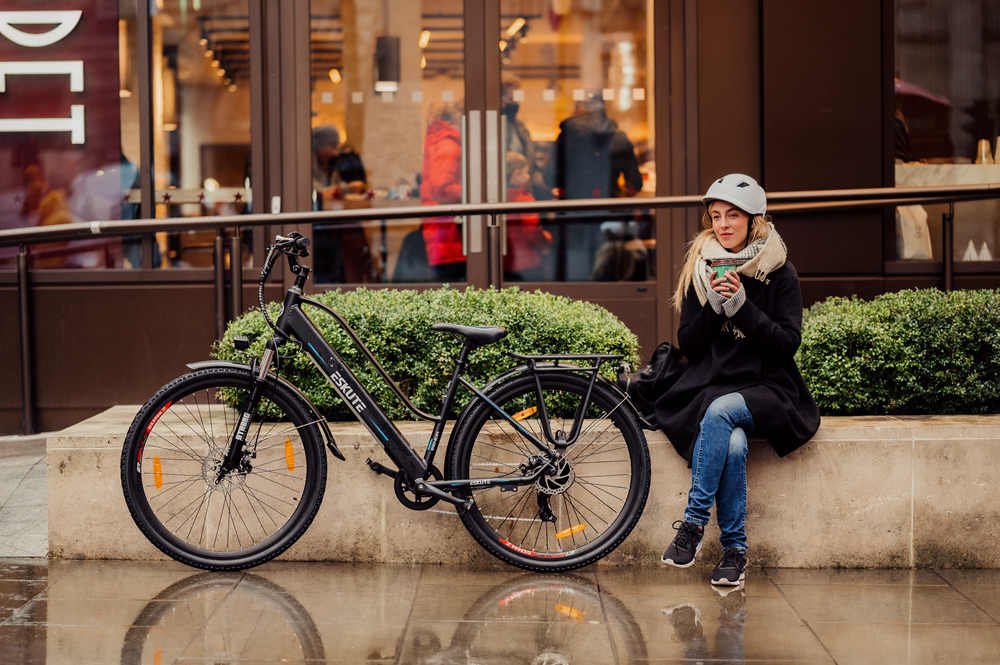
[394,464,444,510]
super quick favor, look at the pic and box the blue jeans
[683,392,754,551]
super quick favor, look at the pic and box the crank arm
[412,479,473,510]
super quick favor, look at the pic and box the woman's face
[709,201,750,252]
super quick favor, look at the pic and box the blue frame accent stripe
[307,342,324,365]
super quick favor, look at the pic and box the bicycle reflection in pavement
[121,570,746,664]
[661,584,747,663]
[393,574,649,665]
[121,571,652,665]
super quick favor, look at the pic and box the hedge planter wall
[214,286,640,421]
[797,288,1000,415]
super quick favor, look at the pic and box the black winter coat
[546,110,642,199]
[653,261,820,463]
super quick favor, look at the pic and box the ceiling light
[420,55,427,69]
[505,17,525,37]
[198,37,207,46]
[328,67,341,84]
[228,84,237,92]
[419,30,431,49]
[211,59,219,68]
[203,49,212,58]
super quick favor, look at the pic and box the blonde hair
[672,210,771,312]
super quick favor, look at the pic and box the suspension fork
[217,341,277,481]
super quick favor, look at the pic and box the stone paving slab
[0,450,46,558]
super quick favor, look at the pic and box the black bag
[616,341,688,416]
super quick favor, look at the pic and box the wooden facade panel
[1,287,22,433]
[762,0,884,190]
[777,211,883,275]
[697,0,761,190]
[1,289,21,410]
[30,285,217,424]
[799,276,941,308]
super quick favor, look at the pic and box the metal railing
[3,183,999,434]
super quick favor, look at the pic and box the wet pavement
[0,559,999,665]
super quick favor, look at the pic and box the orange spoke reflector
[154,649,163,665]
[554,523,586,540]
[554,603,585,620]
[512,406,538,421]
[153,457,163,489]
[285,439,295,472]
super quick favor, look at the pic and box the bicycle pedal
[365,458,397,479]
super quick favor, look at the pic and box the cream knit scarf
[693,223,788,306]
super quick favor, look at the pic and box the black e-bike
[121,233,650,572]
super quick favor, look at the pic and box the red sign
[0,1,122,229]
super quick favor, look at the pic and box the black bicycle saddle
[430,323,507,348]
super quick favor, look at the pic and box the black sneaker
[711,547,747,586]
[661,520,704,567]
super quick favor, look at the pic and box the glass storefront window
[152,0,253,269]
[309,0,467,284]
[0,1,137,269]
[500,0,654,282]
[894,0,1000,263]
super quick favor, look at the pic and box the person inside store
[652,173,819,585]
[502,79,550,201]
[310,125,377,282]
[546,93,642,200]
[311,125,343,205]
[545,93,643,280]
[503,151,552,281]
[419,103,466,282]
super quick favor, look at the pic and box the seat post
[437,342,473,422]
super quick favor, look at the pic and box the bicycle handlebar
[257,233,311,341]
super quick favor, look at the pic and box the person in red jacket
[504,152,551,281]
[420,104,465,281]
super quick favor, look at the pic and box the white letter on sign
[0,11,83,48]
[0,104,85,144]
[0,61,84,92]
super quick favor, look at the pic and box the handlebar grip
[293,235,310,252]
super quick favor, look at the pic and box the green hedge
[796,288,1000,415]
[213,286,639,421]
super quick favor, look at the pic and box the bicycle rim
[449,373,649,570]
[121,368,326,570]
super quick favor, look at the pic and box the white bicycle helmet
[702,173,766,216]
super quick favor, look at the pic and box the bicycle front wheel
[120,367,327,570]
[446,372,650,571]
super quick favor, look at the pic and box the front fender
[185,360,346,461]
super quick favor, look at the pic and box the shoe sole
[660,541,702,568]
[710,571,746,586]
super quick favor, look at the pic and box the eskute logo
[331,370,366,413]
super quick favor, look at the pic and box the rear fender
[185,360,346,461]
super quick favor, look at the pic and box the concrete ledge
[48,406,1000,568]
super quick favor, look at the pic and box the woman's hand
[711,270,741,298]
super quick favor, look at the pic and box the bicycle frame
[232,246,624,510]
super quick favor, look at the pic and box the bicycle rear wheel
[120,367,327,570]
[446,372,649,571]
